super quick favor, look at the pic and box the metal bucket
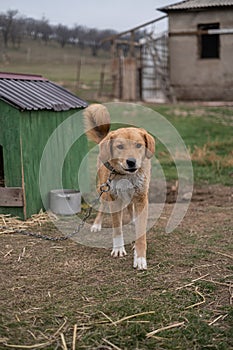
[49,189,81,215]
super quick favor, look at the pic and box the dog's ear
[144,132,155,159]
[99,135,113,163]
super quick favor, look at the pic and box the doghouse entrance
[0,145,4,187]
[0,144,23,207]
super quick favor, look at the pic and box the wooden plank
[0,187,23,207]
[20,137,27,219]
[101,15,167,43]
[122,58,137,101]
[111,58,120,98]
[170,29,233,37]
[129,31,135,57]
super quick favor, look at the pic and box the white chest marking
[110,173,146,203]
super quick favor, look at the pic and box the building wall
[168,9,233,100]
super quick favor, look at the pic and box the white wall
[168,9,233,100]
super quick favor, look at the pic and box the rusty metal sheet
[0,72,87,111]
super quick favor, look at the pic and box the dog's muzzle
[125,158,137,173]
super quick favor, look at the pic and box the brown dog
[84,104,155,270]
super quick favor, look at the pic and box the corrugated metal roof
[159,0,233,12]
[0,72,88,111]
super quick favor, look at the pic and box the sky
[1,0,175,32]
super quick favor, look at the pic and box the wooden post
[138,45,143,100]
[20,137,27,219]
[111,39,116,57]
[129,30,135,57]
[26,47,31,63]
[75,58,82,90]
[98,63,105,97]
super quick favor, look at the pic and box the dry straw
[0,210,55,235]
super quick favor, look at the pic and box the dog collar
[103,161,119,174]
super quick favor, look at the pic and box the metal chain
[3,170,116,242]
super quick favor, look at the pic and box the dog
[84,104,155,270]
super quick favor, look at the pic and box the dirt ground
[0,184,232,349]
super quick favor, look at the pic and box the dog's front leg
[134,199,148,270]
[91,202,105,232]
[110,207,127,257]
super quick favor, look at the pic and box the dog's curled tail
[83,104,110,144]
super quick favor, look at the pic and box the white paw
[91,223,101,232]
[133,250,147,270]
[111,246,127,257]
[111,236,127,257]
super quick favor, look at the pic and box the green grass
[1,39,233,186]
[0,38,111,100]
[89,103,232,186]
[149,105,233,185]
[87,103,233,186]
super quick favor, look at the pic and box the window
[0,145,4,187]
[198,23,220,59]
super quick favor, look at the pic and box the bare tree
[38,17,52,43]
[55,24,71,48]
[10,16,25,48]
[24,17,42,40]
[73,25,89,50]
[0,10,18,47]
[0,9,117,53]
[98,29,117,51]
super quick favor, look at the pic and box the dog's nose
[126,158,136,168]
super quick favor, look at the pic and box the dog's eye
[136,143,142,148]
[116,144,124,150]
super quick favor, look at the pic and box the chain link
[3,171,115,242]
